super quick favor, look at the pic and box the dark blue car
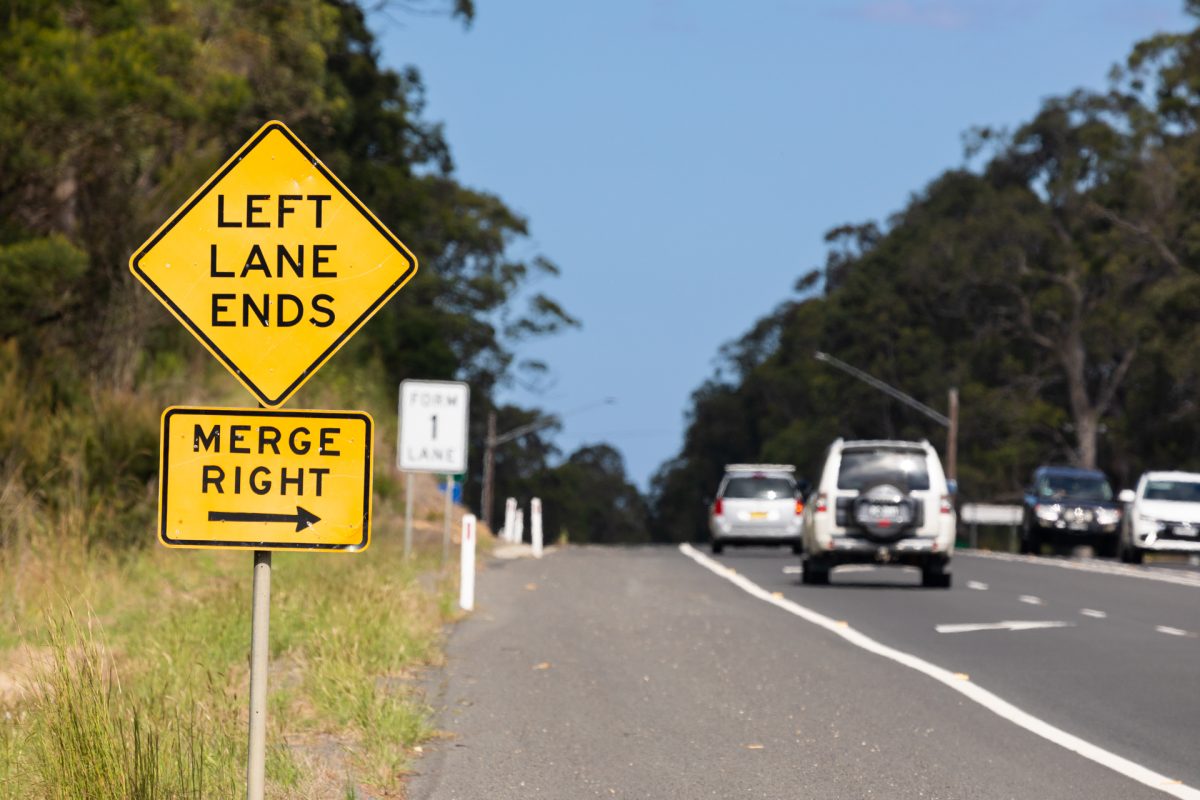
[1020,466,1122,557]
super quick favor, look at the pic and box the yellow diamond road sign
[130,121,417,407]
[159,407,373,552]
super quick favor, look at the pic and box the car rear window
[837,450,930,491]
[722,476,795,500]
[1143,480,1200,502]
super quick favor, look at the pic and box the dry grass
[0,350,479,796]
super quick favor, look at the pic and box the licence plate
[1068,521,1088,531]
[750,511,768,520]
[1173,524,1198,537]
[869,504,902,520]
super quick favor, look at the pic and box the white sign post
[398,380,470,558]
[531,497,543,558]
[460,514,476,611]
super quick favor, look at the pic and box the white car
[708,464,804,554]
[1118,471,1200,563]
[801,439,956,587]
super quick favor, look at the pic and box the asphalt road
[408,546,1199,800]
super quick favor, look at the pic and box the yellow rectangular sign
[159,407,372,552]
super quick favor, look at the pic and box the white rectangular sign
[398,379,470,473]
[960,503,1023,526]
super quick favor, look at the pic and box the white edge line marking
[1155,626,1190,637]
[1081,609,1107,619]
[678,543,1200,800]
[966,580,989,590]
[936,621,1074,634]
[961,549,1200,589]
[1019,595,1044,605]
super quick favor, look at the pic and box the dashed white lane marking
[679,543,1200,800]
[782,566,802,575]
[1081,609,1107,619]
[1019,595,1044,605]
[961,549,1200,589]
[966,580,989,591]
[1156,626,1191,637]
[936,621,1074,634]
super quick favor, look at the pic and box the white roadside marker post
[531,497,543,558]
[504,497,517,543]
[460,514,476,611]
[516,507,525,545]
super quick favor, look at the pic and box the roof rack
[724,464,795,473]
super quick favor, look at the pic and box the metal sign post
[246,550,271,797]
[442,475,454,565]
[404,472,415,558]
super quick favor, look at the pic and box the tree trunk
[1074,411,1099,469]
[1058,318,1097,467]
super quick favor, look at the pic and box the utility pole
[947,387,959,482]
[813,351,958,483]
[482,411,497,530]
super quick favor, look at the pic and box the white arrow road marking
[935,621,1075,634]
[966,580,989,591]
[1156,626,1192,637]
[679,543,1200,800]
[1019,595,1044,605]
[1080,609,1107,619]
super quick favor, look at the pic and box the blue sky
[373,0,1191,489]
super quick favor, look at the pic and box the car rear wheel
[921,562,952,589]
[1019,526,1039,555]
[711,539,724,555]
[801,558,829,585]
[1119,542,1144,564]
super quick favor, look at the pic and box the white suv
[801,439,955,587]
[1118,471,1200,564]
[709,464,804,554]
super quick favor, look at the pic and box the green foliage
[21,615,220,800]
[0,235,87,345]
[537,445,650,544]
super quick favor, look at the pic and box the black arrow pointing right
[208,506,321,532]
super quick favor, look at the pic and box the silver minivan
[709,464,804,554]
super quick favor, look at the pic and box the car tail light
[713,497,723,516]
[815,493,828,513]
[940,494,952,514]
[795,499,805,515]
